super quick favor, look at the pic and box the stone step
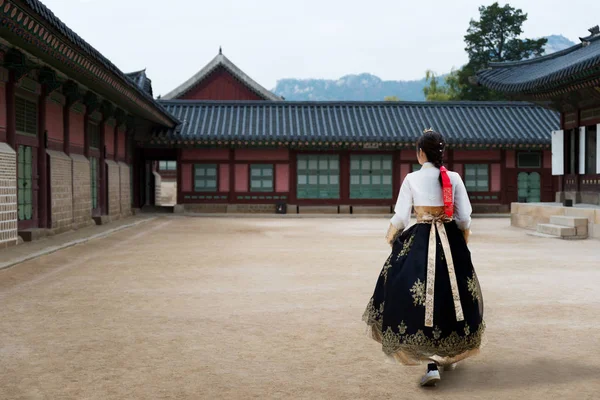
[549,215,588,227]
[527,232,561,239]
[537,223,577,237]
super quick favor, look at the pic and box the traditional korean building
[0,0,177,248]
[476,25,600,239]
[145,51,559,214]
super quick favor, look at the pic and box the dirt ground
[0,217,599,400]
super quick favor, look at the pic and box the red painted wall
[235,164,249,192]
[104,124,114,156]
[491,163,502,192]
[400,164,411,183]
[69,109,85,149]
[181,164,192,192]
[45,100,64,142]
[543,150,552,169]
[276,164,289,192]
[454,150,501,161]
[0,82,6,142]
[400,150,417,162]
[235,148,289,161]
[505,150,516,168]
[179,67,263,101]
[182,148,229,161]
[117,127,126,160]
[454,164,463,177]
[219,164,230,192]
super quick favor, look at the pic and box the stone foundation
[106,160,120,220]
[511,202,600,240]
[0,143,18,249]
[119,162,132,217]
[48,150,73,235]
[226,204,276,213]
[71,154,94,230]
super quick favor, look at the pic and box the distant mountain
[272,35,577,102]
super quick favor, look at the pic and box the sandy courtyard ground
[0,217,599,400]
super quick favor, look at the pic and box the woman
[362,129,485,387]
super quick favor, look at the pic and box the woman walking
[362,129,485,387]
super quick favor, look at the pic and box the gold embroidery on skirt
[399,235,415,257]
[410,279,426,306]
[380,254,393,283]
[467,274,480,302]
[380,321,486,362]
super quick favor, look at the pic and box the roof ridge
[486,41,584,69]
[158,99,538,107]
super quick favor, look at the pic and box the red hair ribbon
[439,166,453,218]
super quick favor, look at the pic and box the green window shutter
[349,155,393,199]
[297,155,339,199]
[250,164,274,192]
[194,164,218,192]
[412,164,421,172]
[90,157,98,209]
[17,145,33,221]
[464,164,489,192]
[15,97,38,136]
[89,123,100,149]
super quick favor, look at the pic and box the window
[586,126,597,175]
[350,155,393,199]
[90,157,98,209]
[194,164,217,192]
[15,97,38,136]
[518,172,541,203]
[517,152,541,168]
[17,145,33,221]
[88,122,100,149]
[412,164,421,172]
[159,161,177,171]
[250,164,273,192]
[464,164,489,192]
[297,155,339,199]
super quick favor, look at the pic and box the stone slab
[298,206,339,214]
[537,224,576,237]
[352,206,391,215]
[550,216,589,227]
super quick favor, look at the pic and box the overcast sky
[42,0,599,97]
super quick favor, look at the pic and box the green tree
[384,96,401,101]
[454,2,548,100]
[423,70,451,101]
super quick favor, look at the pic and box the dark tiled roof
[125,69,153,97]
[156,100,559,145]
[21,0,175,125]
[476,34,600,93]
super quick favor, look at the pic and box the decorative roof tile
[19,0,176,125]
[157,100,559,145]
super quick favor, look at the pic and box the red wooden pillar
[289,150,297,205]
[99,119,106,215]
[37,87,48,228]
[63,103,71,156]
[114,125,119,161]
[6,71,16,149]
[500,149,507,206]
[340,150,350,203]
[228,148,234,203]
[393,148,401,201]
[177,148,184,205]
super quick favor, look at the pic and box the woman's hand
[385,224,402,247]
[463,229,472,244]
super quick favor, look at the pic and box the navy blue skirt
[363,221,485,365]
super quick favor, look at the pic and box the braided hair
[416,129,446,186]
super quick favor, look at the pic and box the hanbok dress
[363,162,485,366]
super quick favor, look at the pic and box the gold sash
[414,206,464,328]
